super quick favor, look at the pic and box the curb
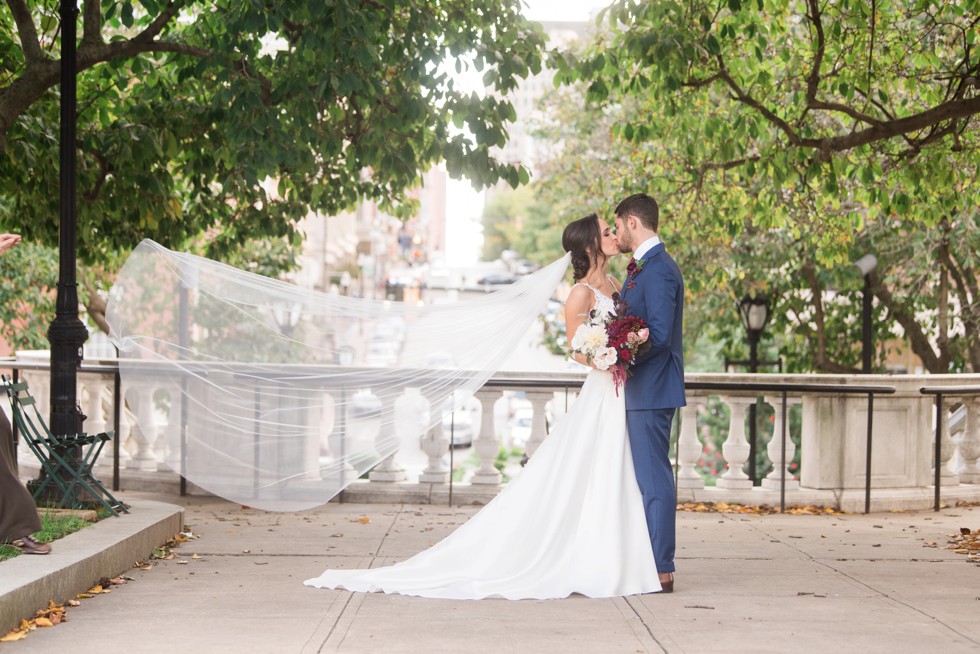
[0,500,184,633]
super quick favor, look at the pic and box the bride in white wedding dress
[305,214,662,599]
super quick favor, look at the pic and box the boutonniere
[625,257,644,290]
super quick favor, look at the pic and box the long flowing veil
[105,240,570,511]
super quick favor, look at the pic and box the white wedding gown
[304,286,661,599]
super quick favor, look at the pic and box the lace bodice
[572,282,617,318]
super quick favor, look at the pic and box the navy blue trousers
[626,408,676,573]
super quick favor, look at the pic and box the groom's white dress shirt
[633,235,661,261]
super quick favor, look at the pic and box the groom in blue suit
[614,193,685,593]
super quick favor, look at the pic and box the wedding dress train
[304,367,661,599]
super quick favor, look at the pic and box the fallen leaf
[356,517,371,524]
[0,631,27,642]
[67,600,80,607]
[34,618,53,628]
[75,593,93,599]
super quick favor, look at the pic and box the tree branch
[6,0,45,65]
[870,271,943,372]
[715,62,812,148]
[809,98,886,126]
[804,0,824,105]
[82,0,102,46]
[821,94,980,155]
[692,155,760,188]
[680,72,722,88]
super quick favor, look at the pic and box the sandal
[12,535,51,555]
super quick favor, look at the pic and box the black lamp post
[272,300,303,338]
[854,254,877,374]
[737,293,771,485]
[48,0,89,440]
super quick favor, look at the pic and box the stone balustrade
[5,359,980,512]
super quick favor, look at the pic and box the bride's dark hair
[562,213,604,281]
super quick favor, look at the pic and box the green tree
[546,0,980,372]
[0,240,57,350]
[0,0,545,265]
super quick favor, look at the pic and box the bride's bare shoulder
[565,284,595,313]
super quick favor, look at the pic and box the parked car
[442,412,474,448]
[365,338,398,366]
[514,259,540,275]
[478,273,517,291]
[508,407,533,448]
[440,396,480,448]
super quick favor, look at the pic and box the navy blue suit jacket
[619,242,686,410]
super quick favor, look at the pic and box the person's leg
[626,408,676,573]
[0,415,46,552]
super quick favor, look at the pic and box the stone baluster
[150,387,176,472]
[523,391,554,459]
[161,384,184,473]
[126,384,159,470]
[717,395,755,489]
[676,400,704,489]
[958,397,980,484]
[419,391,450,483]
[471,389,503,485]
[114,396,134,467]
[22,372,49,415]
[762,395,801,490]
[82,376,108,435]
[326,388,357,485]
[933,399,960,486]
[369,391,406,482]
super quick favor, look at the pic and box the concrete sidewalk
[5,492,979,653]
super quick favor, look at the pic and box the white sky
[521,0,608,22]
[444,1,610,266]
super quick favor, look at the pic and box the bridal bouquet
[570,306,651,394]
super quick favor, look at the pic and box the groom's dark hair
[615,193,659,232]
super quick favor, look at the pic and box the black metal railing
[920,385,980,512]
[3,357,920,514]
[685,381,896,514]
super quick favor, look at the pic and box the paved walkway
[6,492,980,653]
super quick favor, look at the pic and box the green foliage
[0,1,546,264]
[540,0,980,372]
[0,240,58,350]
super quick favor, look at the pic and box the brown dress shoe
[13,535,51,555]
[659,573,674,593]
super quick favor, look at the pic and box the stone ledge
[0,500,184,633]
[677,484,980,512]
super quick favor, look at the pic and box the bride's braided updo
[562,213,604,281]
